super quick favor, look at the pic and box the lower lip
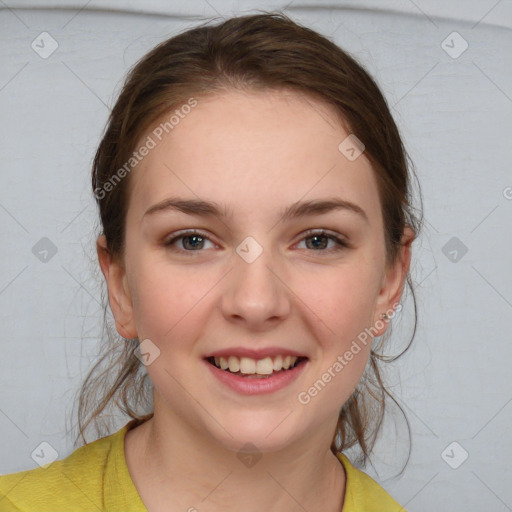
[204,359,307,395]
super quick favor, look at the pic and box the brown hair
[79,12,422,466]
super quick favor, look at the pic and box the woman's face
[102,89,409,453]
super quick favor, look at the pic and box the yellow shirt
[0,421,406,511]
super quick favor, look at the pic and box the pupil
[184,235,203,250]
[308,235,327,250]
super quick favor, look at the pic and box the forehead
[127,89,382,226]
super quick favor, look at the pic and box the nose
[220,243,291,331]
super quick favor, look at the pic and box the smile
[207,355,306,377]
[204,354,308,395]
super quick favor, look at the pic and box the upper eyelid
[164,229,216,244]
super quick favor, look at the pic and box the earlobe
[96,235,138,339]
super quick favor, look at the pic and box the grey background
[1,1,511,510]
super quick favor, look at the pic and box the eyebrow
[144,197,369,223]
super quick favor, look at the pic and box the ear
[96,235,138,339]
[373,226,415,335]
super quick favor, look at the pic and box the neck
[125,406,346,512]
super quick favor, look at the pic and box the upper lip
[204,347,308,359]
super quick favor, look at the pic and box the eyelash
[163,229,349,255]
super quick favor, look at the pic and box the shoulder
[0,422,134,512]
[337,453,406,512]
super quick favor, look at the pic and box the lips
[204,355,308,394]
[204,347,307,360]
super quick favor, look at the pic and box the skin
[97,88,413,512]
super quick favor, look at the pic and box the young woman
[0,12,419,512]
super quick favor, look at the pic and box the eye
[295,229,349,253]
[163,229,349,254]
[163,230,216,252]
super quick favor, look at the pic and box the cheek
[295,258,383,344]
[292,256,383,406]
[127,257,216,346]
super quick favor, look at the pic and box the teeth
[228,356,240,373]
[240,357,256,374]
[211,355,300,375]
[256,357,274,375]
